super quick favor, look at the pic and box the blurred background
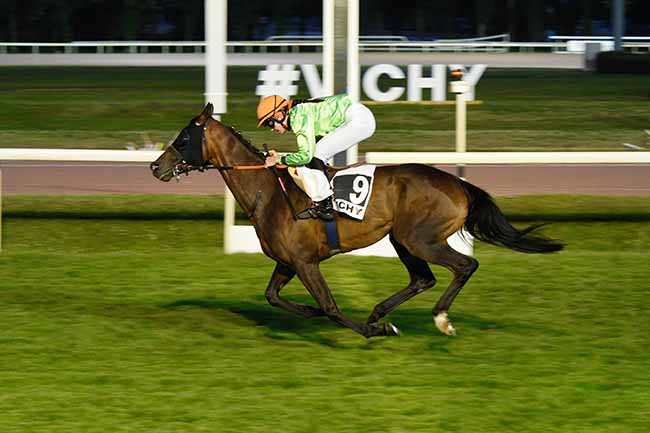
[2,0,650,41]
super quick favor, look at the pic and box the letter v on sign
[300,64,330,98]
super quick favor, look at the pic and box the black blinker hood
[179,117,206,167]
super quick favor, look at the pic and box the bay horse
[150,103,563,338]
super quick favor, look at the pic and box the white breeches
[314,102,376,163]
[296,103,376,203]
[296,166,332,202]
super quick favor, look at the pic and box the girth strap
[324,220,341,254]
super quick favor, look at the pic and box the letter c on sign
[362,64,405,102]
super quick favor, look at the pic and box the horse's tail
[460,180,564,254]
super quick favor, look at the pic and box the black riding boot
[314,196,334,221]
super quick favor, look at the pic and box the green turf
[1,67,648,151]
[1,194,649,433]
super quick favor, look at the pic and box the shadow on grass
[7,206,650,223]
[162,298,343,346]
[387,308,563,337]
[161,297,562,344]
[8,210,650,222]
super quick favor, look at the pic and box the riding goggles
[264,111,287,130]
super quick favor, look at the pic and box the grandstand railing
[2,36,648,55]
[549,35,650,53]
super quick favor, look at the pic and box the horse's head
[150,103,214,182]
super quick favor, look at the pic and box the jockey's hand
[265,150,279,168]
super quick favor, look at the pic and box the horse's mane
[224,124,266,160]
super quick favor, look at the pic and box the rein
[171,161,288,181]
[209,163,288,171]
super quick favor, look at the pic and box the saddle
[286,161,364,195]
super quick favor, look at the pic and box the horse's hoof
[434,312,457,336]
[385,322,401,336]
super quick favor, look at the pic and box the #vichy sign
[256,64,487,101]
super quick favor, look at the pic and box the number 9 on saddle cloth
[289,160,376,221]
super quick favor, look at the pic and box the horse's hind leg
[406,242,478,336]
[294,262,398,338]
[265,262,324,318]
[366,234,437,328]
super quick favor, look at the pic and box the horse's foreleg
[367,235,437,328]
[294,262,398,338]
[265,262,324,318]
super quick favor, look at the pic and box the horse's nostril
[150,162,159,171]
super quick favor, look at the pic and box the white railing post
[205,0,230,251]
[323,0,335,95]
[223,188,235,254]
[204,0,227,116]
[452,78,468,175]
[449,72,474,256]
[346,0,360,164]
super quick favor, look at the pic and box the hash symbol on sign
[256,64,300,99]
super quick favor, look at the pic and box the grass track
[1,195,650,432]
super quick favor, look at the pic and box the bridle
[167,117,296,219]
[168,117,286,181]
[167,116,212,180]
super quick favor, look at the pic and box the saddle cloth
[288,164,376,220]
[331,165,376,220]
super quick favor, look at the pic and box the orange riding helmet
[256,95,291,128]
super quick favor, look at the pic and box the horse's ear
[195,103,214,125]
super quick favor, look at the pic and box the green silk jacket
[282,94,353,166]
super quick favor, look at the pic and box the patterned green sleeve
[283,108,317,166]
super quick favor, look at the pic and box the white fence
[2,37,648,55]
[10,149,650,166]
[0,148,161,162]
[364,151,650,165]
[2,149,650,255]
[549,35,650,53]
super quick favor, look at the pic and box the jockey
[257,93,376,221]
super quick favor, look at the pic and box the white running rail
[0,148,162,162]
[364,151,650,165]
[3,149,649,164]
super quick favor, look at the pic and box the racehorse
[150,103,563,338]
